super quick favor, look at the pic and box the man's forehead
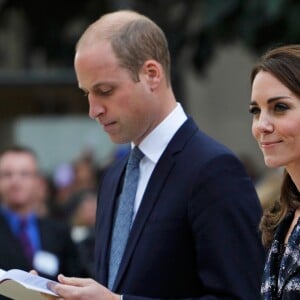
[0,152,37,165]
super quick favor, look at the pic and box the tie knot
[127,147,144,167]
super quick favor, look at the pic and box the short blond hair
[76,10,171,84]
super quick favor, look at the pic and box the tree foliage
[1,0,300,73]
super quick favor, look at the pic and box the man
[0,146,81,283]
[50,10,265,300]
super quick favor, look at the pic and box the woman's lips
[260,140,282,148]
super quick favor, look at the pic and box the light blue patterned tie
[108,146,144,289]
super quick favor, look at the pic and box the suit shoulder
[174,118,236,159]
[184,128,238,164]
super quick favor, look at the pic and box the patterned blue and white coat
[261,211,300,300]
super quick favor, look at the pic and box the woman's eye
[249,106,260,115]
[274,103,289,112]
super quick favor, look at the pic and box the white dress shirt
[132,103,187,221]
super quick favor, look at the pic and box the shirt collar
[1,205,36,234]
[136,103,187,163]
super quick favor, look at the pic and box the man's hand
[47,274,120,300]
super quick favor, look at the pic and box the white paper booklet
[0,268,58,300]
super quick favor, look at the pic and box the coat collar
[261,211,300,299]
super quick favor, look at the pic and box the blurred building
[0,1,268,178]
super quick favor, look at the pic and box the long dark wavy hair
[251,45,300,248]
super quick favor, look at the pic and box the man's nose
[88,95,105,119]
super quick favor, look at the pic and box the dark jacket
[0,213,81,280]
[95,118,265,300]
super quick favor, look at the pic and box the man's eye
[81,90,89,97]
[100,89,113,95]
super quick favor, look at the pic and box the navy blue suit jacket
[94,118,265,299]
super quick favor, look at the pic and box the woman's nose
[254,114,274,134]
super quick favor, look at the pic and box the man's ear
[141,60,162,90]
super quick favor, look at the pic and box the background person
[0,146,82,286]
[67,188,97,278]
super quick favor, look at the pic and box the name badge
[33,250,59,276]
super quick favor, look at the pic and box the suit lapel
[98,158,127,285]
[112,118,198,290]
[112,149,175,290]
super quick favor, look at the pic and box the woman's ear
[141,60,162,90]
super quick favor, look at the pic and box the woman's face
[250,71,300,172]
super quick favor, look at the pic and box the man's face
[0,152,38,211]
[74,41,161,145]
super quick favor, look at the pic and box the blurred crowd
[36,145,130,276]
[240,154,283,211]
[0,144,130,283]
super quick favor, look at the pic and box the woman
[250,45,300,299]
